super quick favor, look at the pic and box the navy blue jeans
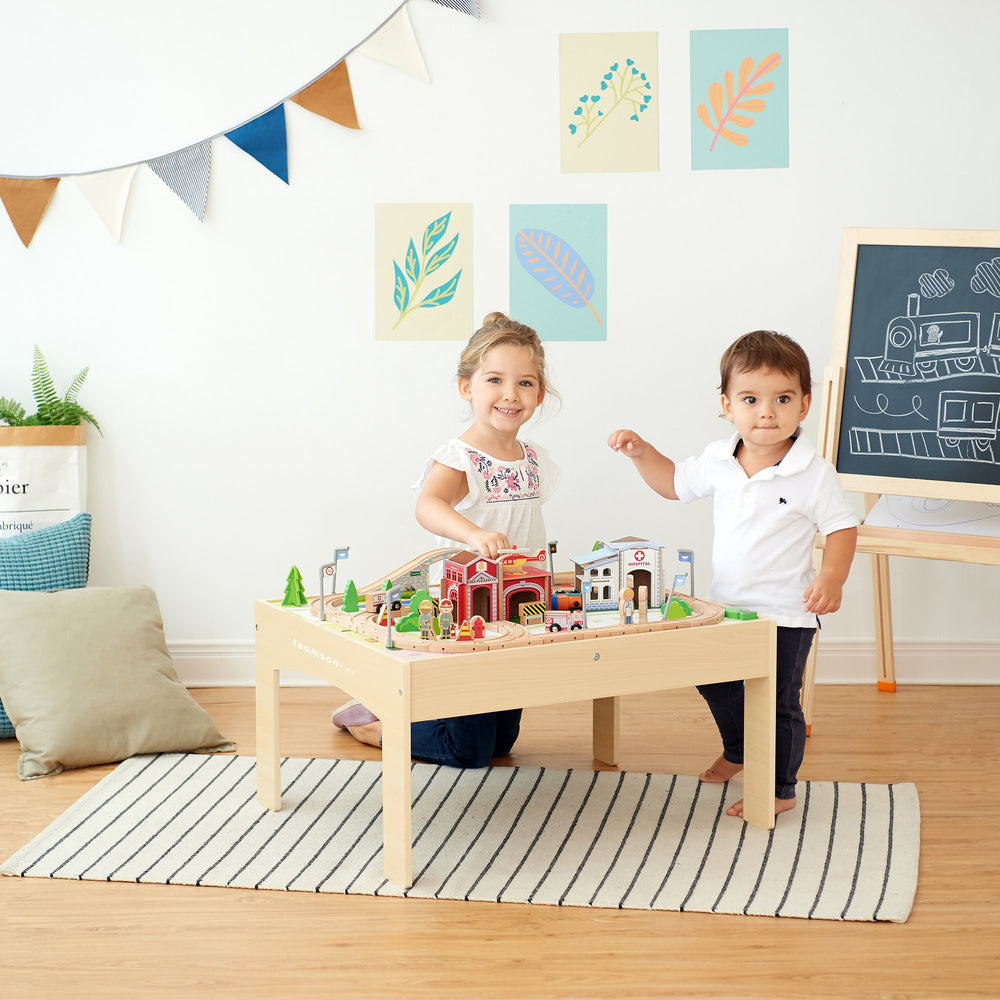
[409,708,522,768]
[696,626,815,800]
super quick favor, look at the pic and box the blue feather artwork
[515,228,603,326]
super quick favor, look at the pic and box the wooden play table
[254,598,777,888]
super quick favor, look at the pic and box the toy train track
[309,590,726,654]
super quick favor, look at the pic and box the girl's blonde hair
[456,312,559,402]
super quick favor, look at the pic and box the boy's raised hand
[606,429,679,500]
[607,429,647,457]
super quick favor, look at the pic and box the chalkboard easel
[816,227,1000,691]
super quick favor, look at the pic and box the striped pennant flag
[0,177,60,247]
[225,105,289,185]
[147,141,212,220]
[429,0,481,17]
[71,165,138,241]
[290,61,361,130]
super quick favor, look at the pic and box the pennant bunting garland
[2,1,482,245]
[225,104,289,184]
[356,6,430,82]
[290,61,361,130]
[147,141,212,220]
[71,165,138,240]
[0,177,60,247]
[429,0,481,17]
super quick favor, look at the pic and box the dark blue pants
[697,626,815,800]
[409,708,522,768]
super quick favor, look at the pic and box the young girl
[332,312,559,767]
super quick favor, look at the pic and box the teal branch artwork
[567,58,652,147]
[392,212,463,329]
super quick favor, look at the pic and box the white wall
[3,0,999,685]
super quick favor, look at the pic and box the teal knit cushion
[0,513,91,738]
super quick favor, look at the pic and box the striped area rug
[1,753,919,921]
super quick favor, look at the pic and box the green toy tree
[282,565,307,607]
[395,588,433,633]
[341,579,360,612]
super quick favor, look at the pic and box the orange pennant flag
[0,177,60,247]
[290,61,361,130]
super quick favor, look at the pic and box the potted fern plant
[0,345,100,432]
[0,346,99,536]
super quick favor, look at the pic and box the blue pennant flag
[225,105,289,184]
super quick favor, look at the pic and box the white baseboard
[169,639,1000,687]
[814,639,1000,685]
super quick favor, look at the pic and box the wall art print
[374,203,472,341]
[509,203,607,342]
[690,28,788,171]
[559,32,658,175]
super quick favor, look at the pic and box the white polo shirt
[673,430,859,627]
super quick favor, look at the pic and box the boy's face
[720,366,810,451]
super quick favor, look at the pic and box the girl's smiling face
[458,344,544,437]
[721,365,811,453]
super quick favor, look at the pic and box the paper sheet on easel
[863,495,1000,537]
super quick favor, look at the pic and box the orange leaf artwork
[696,53,781,151]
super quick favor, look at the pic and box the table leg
[592,696,620,765]
[740,624,776,830]
[380,708,413,889]
[256,665,281,811]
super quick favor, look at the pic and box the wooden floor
[1,684,997,1000]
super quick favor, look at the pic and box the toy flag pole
[319,546,350,622]
[678,549,694,597]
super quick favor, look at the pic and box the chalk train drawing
[847,258,1000,466]
[852,296,1000,383]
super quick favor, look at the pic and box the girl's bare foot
[726,796,796,818]
[699,754,743,783]
[346,720,382,747]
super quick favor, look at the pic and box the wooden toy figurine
[619,586,634,625]
[438,598,454,639]
[418,600,435,639]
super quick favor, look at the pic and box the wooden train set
[306,544,733,654]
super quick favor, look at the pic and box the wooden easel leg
[871,553,897,692]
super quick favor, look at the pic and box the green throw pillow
[0,513,92,738]
[0,585,235,779]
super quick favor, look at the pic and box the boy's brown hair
[719,330,812,397]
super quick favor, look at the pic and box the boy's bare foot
[346,720,382,748]
[726,796,796,818]
[699,755,743,783]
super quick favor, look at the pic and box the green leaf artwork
[392,212,463,329]
[567,57,653,147]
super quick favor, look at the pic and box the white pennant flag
[355,6,430,82]
[70,165,138,241]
